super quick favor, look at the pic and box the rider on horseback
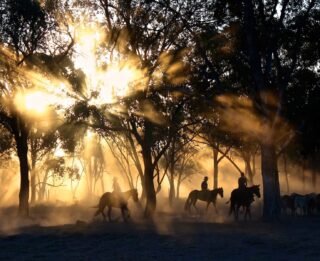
[201,176,209,200]
[238,172,247,191]
[113,177,125,205]
[113,177,121,194]
[201,176,209,191]
[238,172,254,205]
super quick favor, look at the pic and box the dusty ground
[0,200,319,261]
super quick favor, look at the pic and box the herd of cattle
[281,193,320,216]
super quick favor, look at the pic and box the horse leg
[107,206,112,222]
[101,210,106,221]
[94,204,106,221]
[121,207,127,222]
[206,202,210,213]
[192,199,199,213]
[235,205,241,221]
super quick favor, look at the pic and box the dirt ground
[0,200,319,261]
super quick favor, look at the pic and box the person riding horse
[201,176,209,199]
[238,172,255,206]
[112,177,125,206]
[201,176,209,190]
[113,177,121,194]
[238,172,247,191]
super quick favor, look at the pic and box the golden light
[98,66,137,104]
[71,22,147,105]
[25,91,50,113]
[54,147,65,157]
[14,90,53,115]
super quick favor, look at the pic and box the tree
[235,0,319,219]
[29,124,59,204]
[0,0,73,215]
[64,0,201,217]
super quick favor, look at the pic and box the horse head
[218,187,224,198]
[252,185,261,198]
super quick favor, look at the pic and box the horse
[281,194,295,215]
[292,193,308,215]
[184,187,224,214]
[227,185,261,221]
[93,189,139,222]
[293,192,316,216]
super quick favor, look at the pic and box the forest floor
[0,200,319,261]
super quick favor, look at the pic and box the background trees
[0,0,319,220]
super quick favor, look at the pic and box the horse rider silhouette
[201,176,209,191]
[113,177,121,194]
[238,172,247,191]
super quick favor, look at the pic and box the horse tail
[184,193,192,211]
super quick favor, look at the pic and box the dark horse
[93,189,139,221]
[227,185,261,220]
[184,187,224,214]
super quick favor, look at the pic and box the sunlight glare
[14,91,52,115]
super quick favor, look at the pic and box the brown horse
[227,185,261,221]
[93,189,139,221]
[184,187,224,214]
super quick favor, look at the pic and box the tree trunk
[252,153,256,178]
[128,133,145,199]
[311,156,317,190]
[143,149,156,217]
[169,140,176,206]
[30,150,36,204]
[168,173,175,206]
[243,153,254,185]
[261,142,281,220]
[38,169,49,202]
[242,0,281,219]
[283,154,290,193]
[213,147,219,189]
[176,172,182,199]
[16,135,30,217]
[30,167,36,204]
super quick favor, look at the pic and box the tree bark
[213,147,219,189]
[30,147,37,204]
[127,133,145,199]
[168,173,175,206]
[168,139,176,206]
[261,141,281,220]
[243,153,254,185]
[242,0,282,220]
[283,154,290,193]
[143,148,156,217]
[16,135,29,216]
[30,166,36,204]
[176,172,182,199]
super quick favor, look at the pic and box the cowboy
[201,176,209,191]
[113,177,121,194]
[238,172,248,191]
